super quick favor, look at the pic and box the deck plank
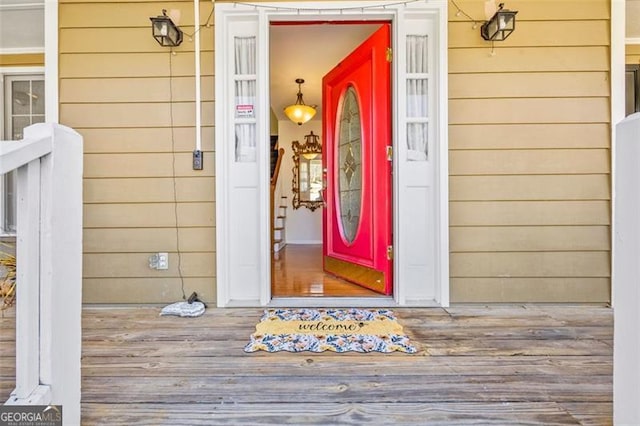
[2,305,613,424]
[80,355,612,377]
[81,402,585,425]
[562,402,613,426]
[80,374,611,404]
[80,337,613,358]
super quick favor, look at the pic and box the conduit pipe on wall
[194,0,202,153]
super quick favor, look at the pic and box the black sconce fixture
[150,9,183,47]
[481,3,518,41]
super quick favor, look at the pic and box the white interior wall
[278,119,322,244]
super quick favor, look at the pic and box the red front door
[322,24,392,295]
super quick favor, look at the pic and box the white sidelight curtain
[406,123,428,161]
[234,36,256,75]
[406,35,427,73]
[406,35,428,161]
[407,79,428,117]
[235,124,256,162]
[234,36,257,162]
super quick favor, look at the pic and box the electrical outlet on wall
[149,252,169,270]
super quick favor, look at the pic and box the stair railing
[270,148,285,254]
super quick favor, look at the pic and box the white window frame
[0,68,45,235]
[215,0,448,307]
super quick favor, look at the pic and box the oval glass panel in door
[337,85,362,244]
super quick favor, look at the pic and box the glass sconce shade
[150,11,183,47]
[480,5,517,41]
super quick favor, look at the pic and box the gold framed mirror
[292,131,323,211]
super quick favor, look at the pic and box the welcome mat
[244,308,418,353]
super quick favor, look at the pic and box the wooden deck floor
[2,305,612,425]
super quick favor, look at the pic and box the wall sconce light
[481,3,518,41]
[150,9,183,47]
[284,78,316,126]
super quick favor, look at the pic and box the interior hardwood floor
[0,305,613,424]
[272,244,383,297]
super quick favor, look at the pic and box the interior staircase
[273,196,287,253]
[270,146,286,255]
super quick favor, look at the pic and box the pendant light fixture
[284,78,316,126]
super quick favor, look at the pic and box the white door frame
[215,0,449,307]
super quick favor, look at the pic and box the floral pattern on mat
[260,308,398,322]
[244,332,417,353]
[244,309,418,353]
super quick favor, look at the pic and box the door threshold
[268,297,397,308]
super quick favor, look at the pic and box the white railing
[613,112,640,425]
[0,123,82,425]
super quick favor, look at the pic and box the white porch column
[613,113,640,425]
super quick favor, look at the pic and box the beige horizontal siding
[60,77,215,103]
[60,0,216,304]
[63,0,612,304]
[449,72,609,99]
[626,44,640,64]
[451,252,610,278]
[450,226,610,253]
[84,202,215,228]
[84,228,215,253]
[84,253,215,278]
[79,127,215,154]
[449,20,609,48]
[59,2,210,28]
[0,53,44,67]
[451,278,610,303]
[83,278,216,304]
[450,201,610,226]
[84,178,215,203]
[60,27,214,53]
[449,123,610,149]
[448,0,610,303]
[449,47,609,73]
[449,98,609,125]
[59,52,214,78]
[448,0,609,21]
[450,175,610,201]
[61,102,215,128]
[83,153,215,178]
[450,149,609,175]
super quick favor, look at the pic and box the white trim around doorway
[215,0,449,308]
